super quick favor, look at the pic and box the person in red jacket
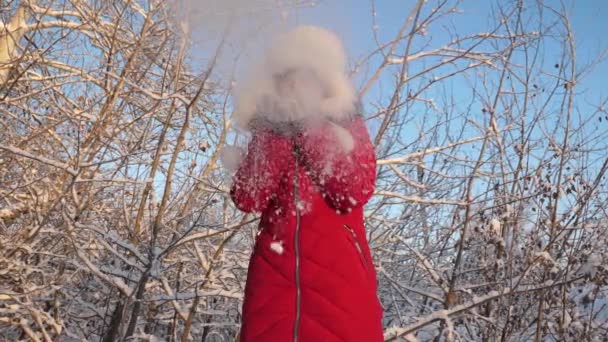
[229,26,383,342]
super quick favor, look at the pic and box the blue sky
[190,0,606,105]
[285,0,607,120]
[174,0,608,218]
[187,0,608,164]
[294,0,607,92]
[285,0,608,151]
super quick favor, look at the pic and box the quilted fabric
[231,116,383,342]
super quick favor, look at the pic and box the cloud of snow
[173,0,316,80]
[175,1,358,173]
[330,122,355,153]
[219,145,245,173]
[178,0,286,38]
[270,240,284,255]
[232,25,356,130]
[174,2,357,126]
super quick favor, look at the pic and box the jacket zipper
[343,224,370,272]
[293,144,302,342]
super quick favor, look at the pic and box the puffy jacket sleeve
[230,129,293,213]
[296,117,377,212]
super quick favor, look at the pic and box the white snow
[270,241,284,255]
[232,26,356,130]
[562,310,572,329]
[489,218,501,235]
[0,208,16,219]
[387,57,405,64]
[330,122,355,153]
[579,253,601,277]
[535,251,554,265]
[219,145,245,172]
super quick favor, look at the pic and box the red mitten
[296,117,376,212]
[230,129,293,213]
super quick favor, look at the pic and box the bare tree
[0,0,247,340]
[364,1,608,341]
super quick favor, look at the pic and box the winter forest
[1,0,608,341]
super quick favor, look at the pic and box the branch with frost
[0,144,78,176]
[160,217,257,257]
[166,229,229,249]
[361,6,519,97]
[74,248,133,297]
[28,4,85,20]
[94,238,146,272]
[101,69,175,101]
[62,215,133,297]
[0,3,29,85]
[74,177,149,184]
[376,190,465,206]
[379,267,444,303]
[0,294,64,340]
[395,236,449,293]
[25,1,143,38]
[377,135,486,165]
[0,205,27,221]
[149,289,243,302]
[383,276,586,341]
[364,30,525,69]
[386,47,498,68]
[160,277,188,321]
[359,0,426,97]
[388,165,426,189]
[80,224,148,264]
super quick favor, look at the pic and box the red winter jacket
[231,116,383,342]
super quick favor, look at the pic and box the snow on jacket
[231,115,383,341]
